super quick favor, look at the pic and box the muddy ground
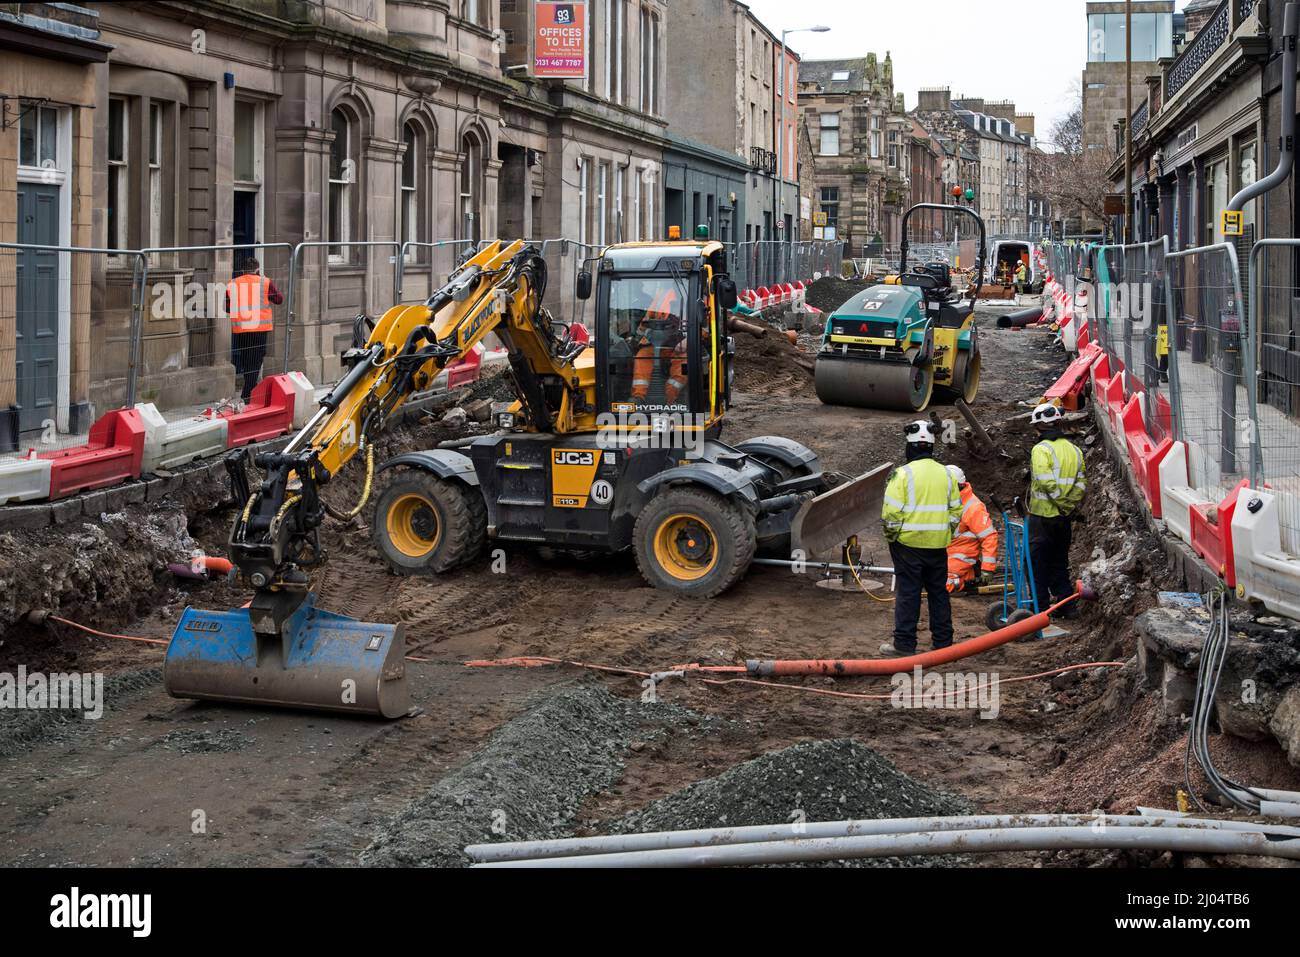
[3,282,1299,868]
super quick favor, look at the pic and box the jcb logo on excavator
[554,451,595,466]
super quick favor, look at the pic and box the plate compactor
[814,203,988,412]
[164,239,887,718]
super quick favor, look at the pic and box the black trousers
[231,330,269,401]
[1028,514,1074,612]
[889,541,954,654]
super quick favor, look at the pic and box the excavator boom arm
[227,240,581,607]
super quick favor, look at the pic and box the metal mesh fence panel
[135,243,294,420]
[396,240,476,304]
[1165,243,1256,502]
[1094,244,1122,378]
[1,244,145,456]
[285,241,405,390]
[1248,239,1300,555]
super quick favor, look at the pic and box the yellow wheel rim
[386,493,441,559]
[652,512,719,582]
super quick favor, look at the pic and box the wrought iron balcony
[1167,0,1231,99]
[750,147,777,174]
[1238,0,1257,21]
[1131,100,1149,137]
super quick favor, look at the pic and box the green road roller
[814,203,987,412]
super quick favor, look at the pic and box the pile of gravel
[363,682,644,868]
[606,739,974,867]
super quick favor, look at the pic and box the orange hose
[199,556,233,575]
[748,587,1089,678]
[47,616,169,646]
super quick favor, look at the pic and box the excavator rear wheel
[634,487,756,597]
[372,471,486,575]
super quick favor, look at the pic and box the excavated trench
[3,287,1299,867]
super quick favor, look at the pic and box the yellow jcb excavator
[164,239,887,717]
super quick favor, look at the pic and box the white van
[986,240,1041,293]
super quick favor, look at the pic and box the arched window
[460,131,483,244]
[328,106,359,262]
[400,120,427,259]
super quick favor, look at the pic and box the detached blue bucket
[164,594,409,718]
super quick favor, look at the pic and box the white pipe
[1227,786,1300,804]
[1223,788,1300,818]
[466,813,1300,863]
[476,826,1300,868]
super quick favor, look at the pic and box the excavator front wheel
[634,487,755,597]
[372,472,486,574]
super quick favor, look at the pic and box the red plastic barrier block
[1045,347,1102,411]
[1104,373,1126,417]
[1092,353,1111,385]
[1077,323,1091,350]
[1156,393,1172,437]
[1120,396,1173,516]
[222,375,295,447]
[447,346,483,390]
[40,408,146,498]
[1189,480,1248,587]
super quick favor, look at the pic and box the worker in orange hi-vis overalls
[945,465,999,593]
[225,256,285,403]
[631,287,687,406]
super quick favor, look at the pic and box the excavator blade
[789,463,893,559]
[164,594,409,719]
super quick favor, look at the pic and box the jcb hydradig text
[166,239,885,717]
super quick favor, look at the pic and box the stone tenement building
[799,53,909,254]
[1,0,669,445]
[914,89,1036,237]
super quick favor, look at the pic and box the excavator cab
[584,240,734,429]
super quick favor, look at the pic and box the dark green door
[16,184,59,432]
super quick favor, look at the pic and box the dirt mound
[804,276,874,315]
[0,508,205,668]
[732,327,817,398]
[605,738,973,865]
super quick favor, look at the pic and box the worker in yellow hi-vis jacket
[1028,403,1087,618]
[879,421,964,657]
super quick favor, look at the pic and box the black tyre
[948,345,982,404]
[985,600,1009,632]
[633,486,756,597]
[371,471,486,575]
[1008,606,1043,641]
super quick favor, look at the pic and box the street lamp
[777,25,829,277]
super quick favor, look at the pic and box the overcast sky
[743,0,1194,146]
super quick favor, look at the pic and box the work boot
[878,642,909,658]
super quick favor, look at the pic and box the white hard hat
[1031,402,1063,427]
[905,420,935,444]
[947,464,967,486]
